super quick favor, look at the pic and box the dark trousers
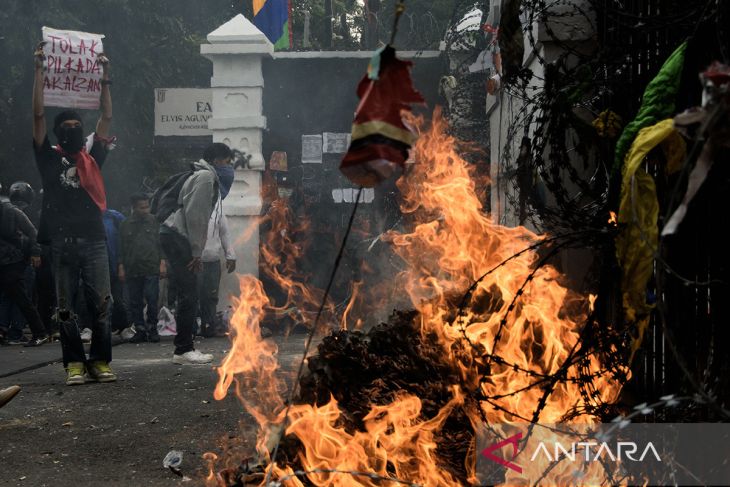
[0,264,34,339]
[127,275,159,334]
[51,238,112,366]
[160,233,196,355]
[109,274,129,332]
[36,245,57,334]
[0,261,47,339]
[198,261,221,329]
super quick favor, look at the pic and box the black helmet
[9,181,35,207]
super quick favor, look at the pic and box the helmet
[9,181,35,207]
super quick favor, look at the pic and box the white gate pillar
[201,14,272,306]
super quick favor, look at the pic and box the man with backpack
[155,142,232,364]
[198,158,236,338]
[0,197,49,347]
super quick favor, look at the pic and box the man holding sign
[32,32,116,386]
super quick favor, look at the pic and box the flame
[385,109,621,424]
[214,275,286,462]
[284,389,464,487]
[259,198,331,326]
[340,280,363,330]
[209,108,625,485]
[608,211,617,225]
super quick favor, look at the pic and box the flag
[340,46,424,187]
[252,0,292,50]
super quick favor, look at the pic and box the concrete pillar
[201,14,272,307]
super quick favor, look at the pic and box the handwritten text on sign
[42,27,105,110]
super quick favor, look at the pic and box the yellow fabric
[592,110,623,138]
[253,0,266,16]
[351,120,417,146]
[661,129,687,174]
[616,118,684,359]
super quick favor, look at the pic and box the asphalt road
[0,335,306,486]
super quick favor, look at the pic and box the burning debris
[206,110,628,486]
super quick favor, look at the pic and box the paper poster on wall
[331,187,375,204]
[269,151,288,171]
[323,132,351,154]
[302,135,323,163]
[42,26,105,109]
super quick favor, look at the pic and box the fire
[386,110,621,424]
[214,275,286,462]
[340,280,363,330]
[279,389,464,487]
[209,108,626,486]
[259,197,334,330]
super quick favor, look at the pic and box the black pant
[126,275,159,334]
[0,261,47,339]
[198,261,221,331]
[35,245,57,334]
[109,274,129,332]
[160,233,197,355]
[51,238,112,367]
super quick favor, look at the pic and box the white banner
[323,132,351,153]
[302,135,323,163]
[154,88,212,136]
[42,27,105,110]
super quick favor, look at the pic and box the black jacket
[0,201,41,266]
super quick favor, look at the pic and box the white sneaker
[80,328,92,343]
[120,326,136,340]
[172,350,214,365]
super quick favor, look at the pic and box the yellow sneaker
[65,362,86,386]
[87,361,117,383]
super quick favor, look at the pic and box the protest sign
[42,27,105,109]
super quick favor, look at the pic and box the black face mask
[58,126,85,153]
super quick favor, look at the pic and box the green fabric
[613,42,687,174]
[368,46,386,80]
[273,20,290,51]
[120,213,162,277]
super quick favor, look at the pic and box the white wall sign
[154,88,212,136]
[302,135,323,163]
[323,132,351,153]
[42,27,105,110]
[332,188,375,204]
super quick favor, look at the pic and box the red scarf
[54,146,107,211]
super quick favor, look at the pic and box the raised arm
[32,42,46,147]
[96,53,112,138]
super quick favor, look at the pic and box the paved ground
[0,334,306,486]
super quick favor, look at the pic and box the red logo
[481,433,523,473]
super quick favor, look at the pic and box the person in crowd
[30,187,58,339]
[8,182,36,217]
[119,193,165,343]
[198,158,236,337]
[32,42,116,385]
[0,182,44,345]
[103,208,129,335]
[0,195,49,347]
[159,143,232,364]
